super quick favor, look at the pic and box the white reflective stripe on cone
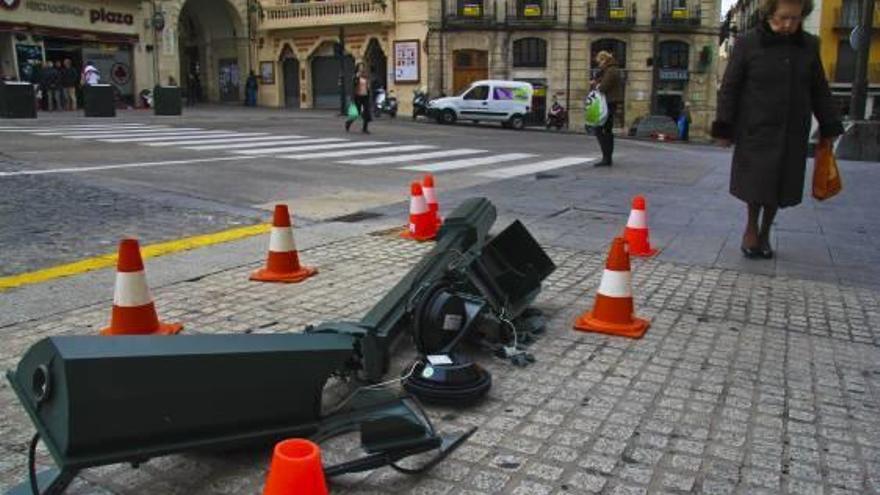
[423,187,437,204]
[410,196,428,215]
[627,210,647,229]
[113,271,153,306]
[597,270,632,298]
[269,227,296,253]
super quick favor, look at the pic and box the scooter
[412,88,429,121]
[546,100,567,130]
[373,87,397,118]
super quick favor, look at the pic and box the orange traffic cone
[422,174,442,227]
[573,237,649,339]
[101,238,182,336]
[251,205,317,283]
[263,439,328,495]
[400,181,437,242]
[624,195,658,257]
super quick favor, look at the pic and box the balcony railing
[444,1,497,27]
[505,2,558,26]
[262,0,393,30]
[586,2,637,29]
[834,6,880,29]
[653,3,702,29]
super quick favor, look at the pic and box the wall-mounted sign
[609,7,625,19]
[671,7,688,19]
[90,8,134,25]
[462,3,482,17]
[523,4,541,17]
[260,61,275,85]
[1,0,22,11]
[394,39,420,84]
[659,69,689,81]
[25,1,84,16]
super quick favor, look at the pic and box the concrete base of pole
[836,121,880,162]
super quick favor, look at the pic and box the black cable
[28,433,41,495]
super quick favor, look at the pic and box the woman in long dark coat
[711,0,843,259]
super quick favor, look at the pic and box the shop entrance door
[453,50,488,95]
[283,58,300,109]
[219,59,241,102]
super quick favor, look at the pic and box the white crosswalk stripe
[339,148,487,166]
[184,137,338,151]
[100,132,267,143]
[401,153,536,172]
[146,135,306,147]
[1,124,153,133]
[234,141,391,155]
[476,157,598,178]
[35,126,175,136]
[278,144,436,160]
[58,129,204,139]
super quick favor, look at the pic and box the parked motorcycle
[412,88,429,121]
[139,89,153,109]
[546,99,567,130]
[374,87,398,118]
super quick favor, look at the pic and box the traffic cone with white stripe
[101,238,182,336]
[400,181,437,242]
[573,237,649,339]
[251,205,317,283]
[624,195,658,257]
[422,174,442,227]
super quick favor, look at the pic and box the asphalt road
[0,106,611,275]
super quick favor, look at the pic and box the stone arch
[175,0,249,102]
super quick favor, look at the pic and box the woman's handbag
[812,139,842,201]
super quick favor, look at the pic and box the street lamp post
[850,0,876,120]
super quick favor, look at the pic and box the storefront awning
[0,21,139,44]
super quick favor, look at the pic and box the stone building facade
[426,0,721,138]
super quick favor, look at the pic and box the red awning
[0,21,139,44]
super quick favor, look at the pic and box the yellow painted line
[0,223,271,292]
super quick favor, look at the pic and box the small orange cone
[624,195,658,257]
[101,238,182,336]
[400,181,437,241]
[422,174,442,227]
[262,439,328,495]
[573,237,649,339]
[251,205,317,283]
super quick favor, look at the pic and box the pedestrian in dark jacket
[61,59,78,111]
[43,62,62,111]
[711,0,843,259]
[592,51,623,166]
[245,71,258,107]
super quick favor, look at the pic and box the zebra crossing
[0,123,598,178]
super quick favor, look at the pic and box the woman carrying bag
[345,63,372,134]
[592,51,623,167]
[711,0,843,259]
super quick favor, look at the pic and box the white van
[427,80,533,130]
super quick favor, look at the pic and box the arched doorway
[178,0,246,103]
[280,44,300,109]
[453,49,488,95]
[311,41,354,109]
[364,39,387,93]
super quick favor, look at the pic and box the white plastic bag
[584,89,609,127]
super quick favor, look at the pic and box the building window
[513,38,547,68]
[590,39,627,68]
[659,40,689,69]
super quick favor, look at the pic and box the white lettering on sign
[25,0,84,16]
[90,7,134,25]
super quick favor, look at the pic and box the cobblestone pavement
[1,231,879,494]
[0,157,264,276]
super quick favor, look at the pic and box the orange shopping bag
[812,139,842,201]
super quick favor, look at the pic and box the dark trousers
[595,102,617,163]
[349,94,372,131]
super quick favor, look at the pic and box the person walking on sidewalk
[61,59,78,111]
[592,50,623,167]
[43,61,62,112]
[345,63,372,134]
[245,70,258,107]
[711,0,843,259]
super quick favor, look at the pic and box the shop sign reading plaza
[21,1,134,25]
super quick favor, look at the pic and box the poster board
[393,40,420,84]
[260,61,275,85]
